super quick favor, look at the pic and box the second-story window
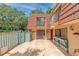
[51,8,61,23]
[37,17,45,26]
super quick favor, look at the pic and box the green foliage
[31,8,44,14]
[0,4,28,32]
[47,8,52,14]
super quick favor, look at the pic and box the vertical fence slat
[0,31,32,55]
[0,33,1,48]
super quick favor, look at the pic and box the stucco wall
[53,20,79,55]
[67,22,79,55]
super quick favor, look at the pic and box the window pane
[37,17,45,26]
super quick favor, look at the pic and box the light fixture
[70,26,74,31]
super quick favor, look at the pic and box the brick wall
[27,14,51,30]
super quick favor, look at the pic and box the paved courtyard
[4,40,65,56]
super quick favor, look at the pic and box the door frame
[51,29,53,39]
[36,30,45,39]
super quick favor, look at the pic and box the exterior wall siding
[58,3,79,55]
[51,3,79,55]
[59,4,79,24]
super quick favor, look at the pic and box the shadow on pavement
[10,48,45,56]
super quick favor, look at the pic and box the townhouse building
[50,3,79,55]
[27,14,51,40]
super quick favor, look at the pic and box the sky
[6,3,56,16]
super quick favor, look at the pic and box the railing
[54,37,68,52]
[0,31,32,55]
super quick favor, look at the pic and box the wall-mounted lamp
[70,26,74,31]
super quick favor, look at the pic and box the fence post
[18,31,19,44]
[24,31,26,42]
[0,32,2,55]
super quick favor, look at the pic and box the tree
[0,4,28,32]
[31,8,44,14]
[47,7,52,14]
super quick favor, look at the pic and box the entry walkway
[4,40,65,56]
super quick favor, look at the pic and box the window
[55,28,67,39]
[55,29,61,37]
[51,8,61,23]
[37,17,45,26]
[61,28,67,40]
